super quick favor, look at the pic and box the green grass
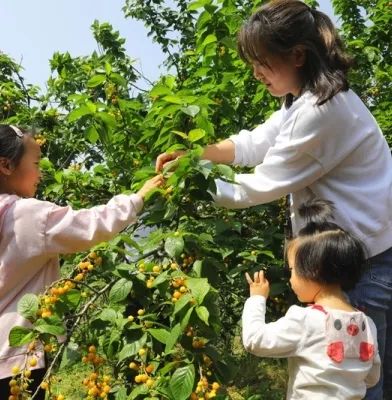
[227,333,287,399]
[48,362,89,399]
[227,358,287,399]
[49,333,287,399]
[49,357,287,400]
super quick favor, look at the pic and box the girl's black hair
[0,124,31,168]
[286,199,367,290]
[238,0,353,107]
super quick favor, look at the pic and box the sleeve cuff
[228,135,242,165]
[129,193,144,214]
[245,295,267,306]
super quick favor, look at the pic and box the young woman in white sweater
[156,1,392,398]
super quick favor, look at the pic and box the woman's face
[252,50,304,98]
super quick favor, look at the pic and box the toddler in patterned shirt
[242,199,380,400]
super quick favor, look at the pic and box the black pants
[0,368,46,400]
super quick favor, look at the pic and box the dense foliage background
[1,0,391,399]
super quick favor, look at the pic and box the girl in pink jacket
[0,124,163,398]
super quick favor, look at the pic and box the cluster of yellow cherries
[190,376,220,399]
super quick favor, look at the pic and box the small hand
[245,270,270,298]
[155,151,185,172]
[137,174,164,199]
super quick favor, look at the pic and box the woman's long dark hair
[238,0,353,106]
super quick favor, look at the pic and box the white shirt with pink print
[242,295,381,399]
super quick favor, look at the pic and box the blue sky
[0,0,336,91]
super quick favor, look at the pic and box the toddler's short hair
[286,199,368,290]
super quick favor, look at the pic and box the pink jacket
[0,193,143,379]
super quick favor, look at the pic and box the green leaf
[165,323,182,353]
[163,95,184,105]
[188,0,210,11]
[109,278,133,303]
[201,34,217,48]
[195,306,210,325]
[67,105,93,122]
[86,101,97,113]
[98,112,117,128]
[97,308,118,323]
[34,320,66,336]
[193,260,203,277]
[61,289,81,308]
[158,361,180,376]
[164,236,184,258]
[118,334,147,361]
[188,128,206,143]
[215,164,235,180]
[119,234,142,252]
[59,342,81,369]
[148,328,170,344]
[181,105,200,117]
[8,326,35,347]
[110,72,127,87]
[186,278,210,304]
[173,293,192,315]
[163,75,176,89]
[118,99,143,111]
[172,130,188,140]
[259,249,275,259]
[128,383,148,400]
[180,307,194,331]
[87,74,106,88]
[39,157,53,170]
[169,364,195,400]
[150,84,173,97]
[197,11,212,30]
[150,270,169,287]
[114,386,128,400]
[104,61,112,75]
[86,125,99,144]
[17,293,39,320]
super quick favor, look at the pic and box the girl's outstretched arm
[41,175,163,254]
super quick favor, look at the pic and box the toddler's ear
[0,158,13,175]
[292,45,306,68]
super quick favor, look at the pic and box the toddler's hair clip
[9,125,24,138]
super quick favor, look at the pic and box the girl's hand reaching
[245,270,270,298]
[137,174,164,199]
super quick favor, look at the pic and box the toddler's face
[6,136,42,198]
[287,246,321,303]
